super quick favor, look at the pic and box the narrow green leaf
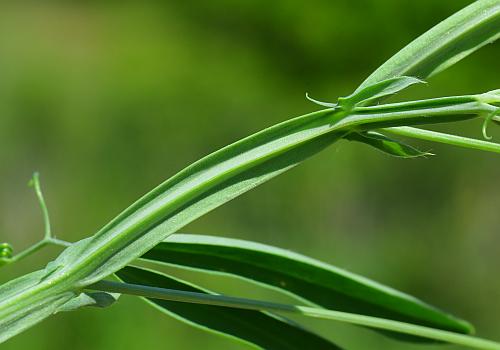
[140,234,472,337]
[360,0,500,146]
[359,0,500,89]
[56,292,119,313]
[89,279,500,350]
[307,76,425,110]
[344,131,432,158]
[339,76,425,108]
[116,266,342,350]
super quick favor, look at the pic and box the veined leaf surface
[140,234,472,336]
[359,0,500,89]
[116,266,342,350]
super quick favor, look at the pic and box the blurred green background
[0,1,498,349]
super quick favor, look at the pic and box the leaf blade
[340,76,425,108]
[359,0,500,89]
[116,266,342,350]
[140,234,473,337]
[344,131,432,158]
[89,278,500,350]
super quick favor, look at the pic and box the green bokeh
[0,1,498,349]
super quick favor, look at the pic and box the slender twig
[48,238,72,248]
[1,173,72,265]
[29,172,52,240]
[6,240,50,264]
[382,126,500,154]
[88,280,500,350]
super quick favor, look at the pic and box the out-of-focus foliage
[0,1,498,349]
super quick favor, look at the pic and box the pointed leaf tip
[340,76,426,108]
[345,131,432,158]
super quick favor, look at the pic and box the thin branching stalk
[88,280,500,350]
[382,127,500,154]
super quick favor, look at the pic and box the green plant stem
[1,173,72,265]
[88,280,500,350]
[6,241,49,264]
[29,172,52,240]
[382,126,500,154]
[49,238,72,248]
[5,238,72,264]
